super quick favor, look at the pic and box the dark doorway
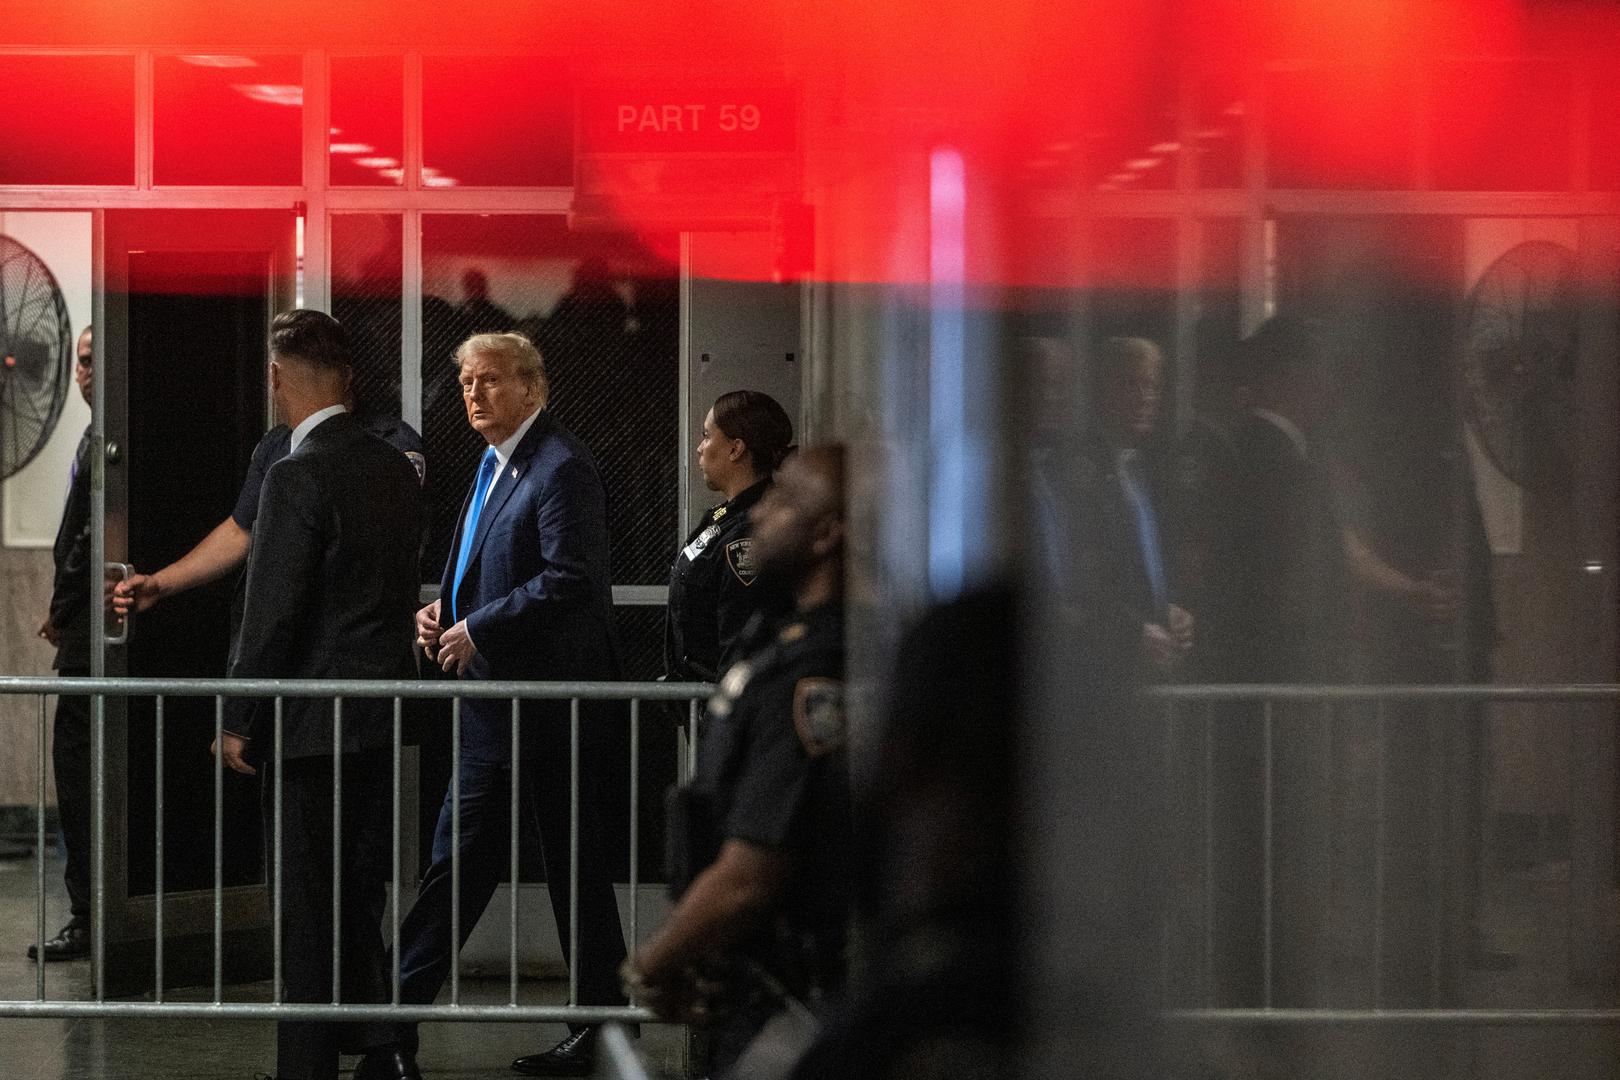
[101,210,292,996]
[125,249,269,897]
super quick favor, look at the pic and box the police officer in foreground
[625,444,852,1078]
[667,389,795,683]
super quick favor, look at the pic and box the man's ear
[268,359,282,393]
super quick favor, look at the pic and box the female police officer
[665,389,794,683]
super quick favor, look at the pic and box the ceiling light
[1124,158,1159,170]
[1150,142,1181,154]
[377,168,406,180]
[181,55,257,68]
[357,156,400,168]
[233,84,303,107]
[329,143,375,155]
[423,176,459,188]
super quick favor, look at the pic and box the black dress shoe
[355,1046,423,1080]
[511,1027,598,1077]
[26,923,89,962]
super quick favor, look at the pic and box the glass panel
[154,54,301,185]
[331,214,403,422]
[0,56,135,185]
[1193,69,1244,189]
[1592,65,1620,191]
[421,57,572,187]
[1432,61,1573,191]
[418,215,677,584]
[329,56,405,187]
[1086,77,1177,191]
[1265,63,1416,189]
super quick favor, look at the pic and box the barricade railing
[0,676,712,1024]
[1146,684,1620,1029]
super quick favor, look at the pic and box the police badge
[792,678,845,757]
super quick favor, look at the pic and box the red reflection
[0,54,135,184]
[6,0,1615,288]
[154,55,302,185]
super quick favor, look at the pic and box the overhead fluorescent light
[181,55,257,68]
[232,83,303,107]
[329,143,376,155]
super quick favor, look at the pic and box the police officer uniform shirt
[693,601,852,993]
[666,478,770,682]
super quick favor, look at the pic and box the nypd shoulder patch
[726,538,759,585]
[792,677,846,757]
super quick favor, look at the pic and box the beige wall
[0,546,59,806]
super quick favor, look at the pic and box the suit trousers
[395,707,628,1050]
[266,751,395,1080]
[51,671,92,926]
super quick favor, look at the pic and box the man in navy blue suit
[392,332,628,1078]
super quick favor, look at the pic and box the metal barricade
[1149,684,1620,1031]
[1,675,711,1025]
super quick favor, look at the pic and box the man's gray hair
[455,332,549,405]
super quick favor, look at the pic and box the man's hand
[415,599,443,659]
[36,618,60,648]
[212,732,256,776]
[621,957,721,1025]
[112,571,164,617]
[1167,604,1195,648]
[1143,621,1189,671]
[1416,573,1462,624]
[437,618,477,676]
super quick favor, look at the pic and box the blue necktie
[1118,450,1169,618]
[451,447,499,622]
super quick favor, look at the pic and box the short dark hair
[1238,314,1319,389]
[269,309,350,371]
[712,389,795,476]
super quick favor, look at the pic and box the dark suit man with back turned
[403,332,628,1077]
[219,310,423,1080]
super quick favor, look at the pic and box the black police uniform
[671,601,852,1075]
[665,479,769,682]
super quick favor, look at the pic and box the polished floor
[0,852,681,1080]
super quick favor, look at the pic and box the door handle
[104,562,133,646]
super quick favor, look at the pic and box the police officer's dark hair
[712,390,795,476]
[269,309,350,371]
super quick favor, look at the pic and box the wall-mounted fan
[1459,240,1580,492]
[0,235,74,479]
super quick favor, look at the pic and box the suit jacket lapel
[460,411,552,598]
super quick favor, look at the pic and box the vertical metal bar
[392,697,402,1006]
[400,56,425,431]
[332,698,343,1004]
[274,697,284,1004]
[1374,698,1387,1009]
[629,699,640,950]
[1262,699,1275,1010]
[510,697,521,1007]
[1202,700,1215,1008]
[154,695,164,1003]
[214,695,224,1002]
[92,693,105,1001]
[450,696,461,1005]
[1161,698,1175,1000]
[569,698,581,1007]
[35,695,47,1002]
[134,50,154,189]
[687,699,699,778]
